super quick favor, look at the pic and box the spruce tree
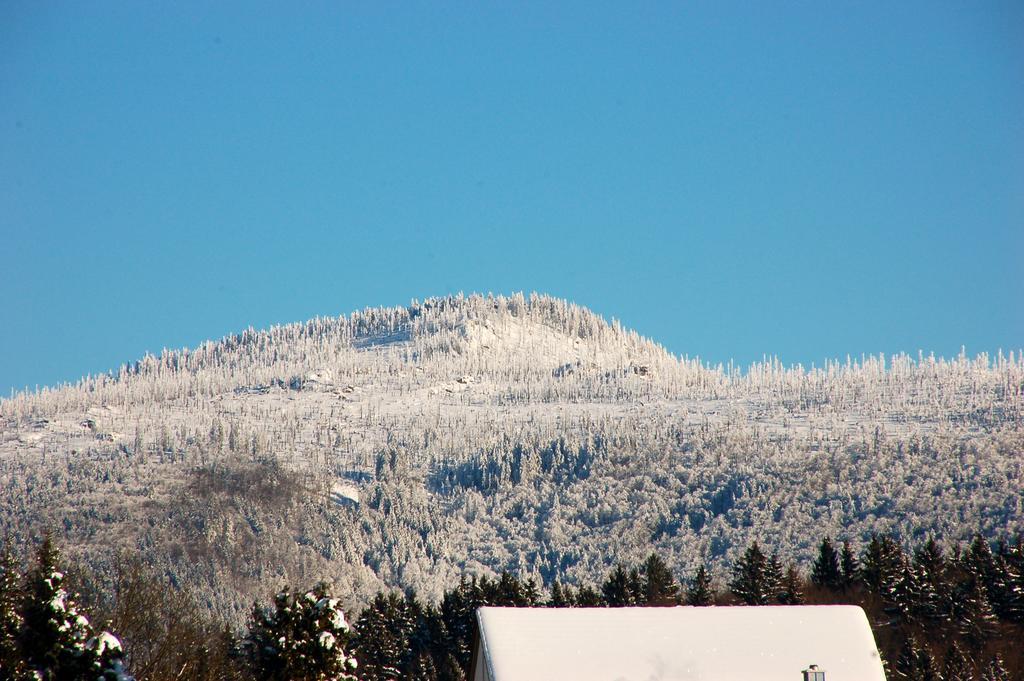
[729,542,773,605]
[992,539,1024,622]
[778,565,805,605]
[861,533,904,595]
[981,655,1009,681]
[685,565,714,606]
[840,540,859,590]
[18,538,131,681]
[243,583,358,681]
[602,566,634,607]
[548,580,569,607]
[955,568,997,653]
[641,554,679,606]
[355,592,412,681]
[0,542,31,681]
[941,642,973,681]
[912,538,950,625]
[811,537,842,590]
[892,636,939,681]
[574,584,602,607]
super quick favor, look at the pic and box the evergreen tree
[911,538,950,625]
[992,539,1024,623]
[955,567,997,653]
[243,583,358,681]
[548,580,569,607]
[778,565,805,605]
[18,538,132,681]
[438,652,466,681]
[574,584,603,607]
[0,542,31,681]
[354,591,413,681]
[408,651,439,681]
[729,542,775,605]
[627,567,644,605]
[685,565,714,607]
[941,642,973,681]
[840,540,859,590]
[892,636,939,681]
[641,554,679,606]
[811,537,842,590]
[981,655,1009,681]
[439,577,478,670]
[602,566,634,607]
[767,553,784,602]
[861,534,904,594]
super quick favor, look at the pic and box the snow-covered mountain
[1,293,1021,622]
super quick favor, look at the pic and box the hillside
[1,292,1022,623]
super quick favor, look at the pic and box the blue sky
[2,2,1022,395]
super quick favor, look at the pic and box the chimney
[803,665,826,681]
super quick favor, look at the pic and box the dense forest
[1,293,1022,626]
[2,534,1022,680]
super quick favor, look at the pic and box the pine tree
[811,537,842,590]
[243,583,358,681]
[641,554,679,606]
[685,565,714,606]
[730,542,774,605]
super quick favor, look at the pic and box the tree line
[3,533,1023,681]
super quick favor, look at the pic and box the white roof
[473,605,886,681]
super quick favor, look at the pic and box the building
[470,605,887,681]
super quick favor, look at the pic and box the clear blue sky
[2,2,1022,395]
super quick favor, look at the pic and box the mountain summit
[1,293,1021,622]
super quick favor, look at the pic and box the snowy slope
[0,292,1021,621]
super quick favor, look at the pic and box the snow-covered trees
[0,293,1022,641]
[242,583,358,681]
[0,538,132,681]
[0,542,31,681]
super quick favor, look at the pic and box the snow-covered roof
[472,605,886,681]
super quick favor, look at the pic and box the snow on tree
[18,538,132,681]
[0,541,32,681]
[981,654,1010,681]
[243,582,358,681]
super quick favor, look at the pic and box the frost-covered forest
[0,293,1021,624]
